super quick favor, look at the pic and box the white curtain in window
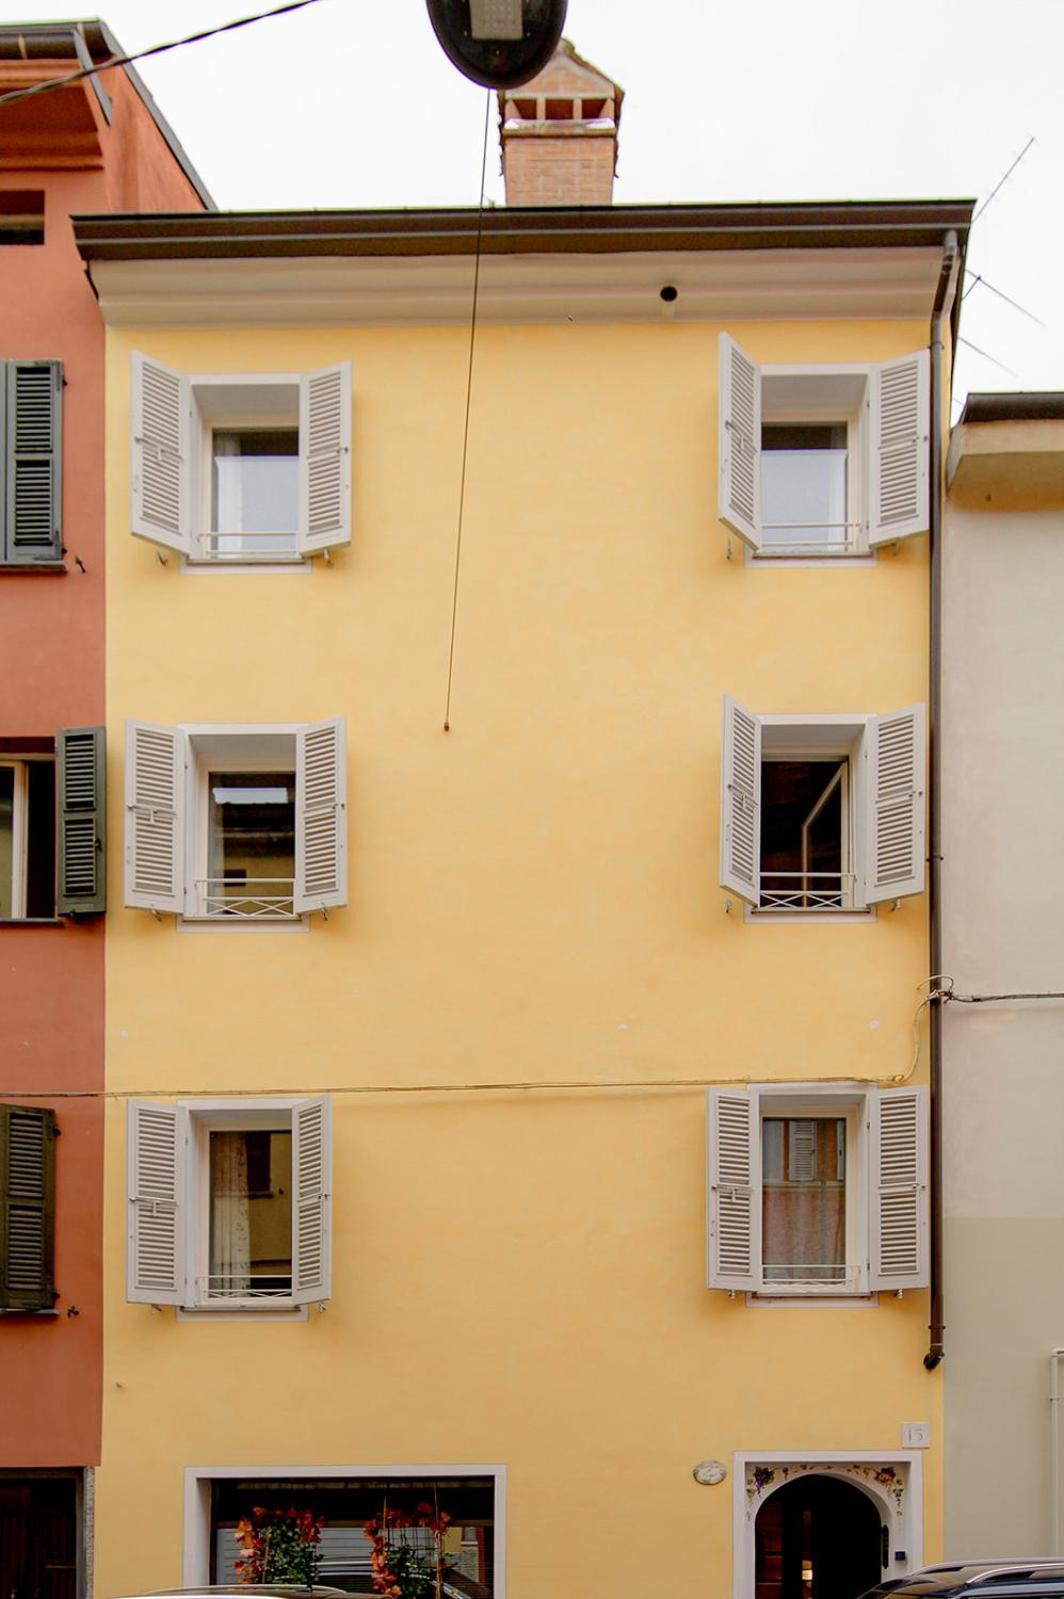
[210,1132,251,1297]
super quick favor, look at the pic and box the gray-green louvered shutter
[58,727,106,916]
[4,361,63,565]
[0,1105,57,1312]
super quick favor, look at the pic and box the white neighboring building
[943,392,1064,1554]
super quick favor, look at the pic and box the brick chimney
[498,40,622,207]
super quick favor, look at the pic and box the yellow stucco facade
[97,296,941,1598]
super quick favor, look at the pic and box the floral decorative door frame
[731,1450,924,1599]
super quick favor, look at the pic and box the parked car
[115,1588,350,1599]
[861,1560,1064,1597]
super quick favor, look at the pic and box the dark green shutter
[57,726,106,915]
[0,1105,57,1312]
[4,360,63,565]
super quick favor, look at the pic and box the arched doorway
[754,1473,884,1599]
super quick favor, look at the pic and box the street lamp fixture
[426,0,568,89]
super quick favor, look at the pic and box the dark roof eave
[958,392,1064,425]
[73,198,974,263]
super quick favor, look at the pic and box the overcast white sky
[14,0,1064,403]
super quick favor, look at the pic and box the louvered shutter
[126,1100,186,1305]
[298,362,351,554]
[124,720,186,914]
[869,350,930,545]
[294,716,347,913]
[292,1096,332,1304]
[864,704,926,904]
[131,351,191,554]
[720,694,761,906]
[3,361,62,565]
[869,1087,929,1290]
[0,1105,56,1312]
[707,1088,760,1292]
[717,333,761,550]
[57,726,106,916]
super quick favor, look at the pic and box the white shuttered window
[124,719,348,920]
[706,1086,929,1297]
[706,1089,760,1292]
[131,353,191,554]
[130,352,351,561]
[720,696,761,905]
[299,363,352,554]
[715,334,931,557]
[125,1097,333,1311]
[718,334,762,549]
[124,720,186,914]
[127,1100,187,1305]
[869,350,930,545]
[292,1096,333,1304]
[864,704,926,905]
[295,717,348,914]
[869,1088,929,1290]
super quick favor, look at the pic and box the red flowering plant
[364,1503,452,1599]
[234,1505,324,1586]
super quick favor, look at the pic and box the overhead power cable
[0,0,331,110]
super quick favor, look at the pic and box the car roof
[868,1563,1064,1597]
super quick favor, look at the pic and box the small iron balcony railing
[197,877,296,919]
[758,871,855,913]
[199,1272,294,1301]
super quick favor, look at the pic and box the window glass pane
[762,424,848,548]
[0,767,14,919]
[760,760,845,912]
[209,1129,292,1298]
[211,429,299,553]
[762,1117,846,1283]
[25,761,55,919]
[206,770,295,918]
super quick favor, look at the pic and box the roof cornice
[74,199,973,263]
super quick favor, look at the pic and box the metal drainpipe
[1052,1351,1064,1550]
[923,229,960,1372]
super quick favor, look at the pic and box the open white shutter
[869,1087,929,1290]
[299,362,351,554]
[864,704,926,904]
[126,1100,187,1305]
[720,694,761,906]
[292,1095,332,1304]
[131,352,191,554]
[718,333,761,550]
[294,716,347,913]
[124,720,186,913]
[869,349,930,545]
[707,1088,760,1292]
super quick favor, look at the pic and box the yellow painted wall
[99,316,939,1597]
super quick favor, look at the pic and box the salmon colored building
[0,23,209,1599]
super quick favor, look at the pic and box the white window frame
[0,758,30,919]
[707,1082,929,1301]
[756,363,872,563]
[189,374,303,568]
[185,1099,299,1312]
[131,353,351,569]
[124,718,348,927]
[182,1464,508,1598]
[0,752,55,921]
[127,1094,331,1315]
[753,714,870,921]
[756,1090,867,1297]
[186,728,300,924]
[720,702,926,921]
[718,335,930,563]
